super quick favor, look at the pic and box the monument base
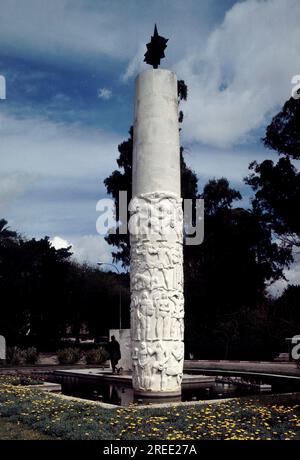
[134,389,181,398]
[134,390,181,405]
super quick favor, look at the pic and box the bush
[57,347,81,364]
[24,347,39,365]
[84,347,109,365]
[6,347,24,365]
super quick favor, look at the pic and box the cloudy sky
[0,0,299,292]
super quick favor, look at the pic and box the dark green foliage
[263,97,300,159]
[184,177,292,359]
[271,285,300,342]
[5,347,39,365]
[6,347,24,365]
[24,347,39,365]
[57,347,81,364]
[84,347,109,365]
[104,128,133,267]
[0,219,130,348]
[247,97,300,248]
[246,157,300,247]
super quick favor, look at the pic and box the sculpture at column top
[144,24,168,69]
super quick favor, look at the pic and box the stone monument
[130,26,184,397]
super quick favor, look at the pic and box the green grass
[0,379,300,440]
[0,417,55,440]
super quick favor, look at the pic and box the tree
[104,80,198,267]
[0,219,131,347]
[246,97,300,248]
[104,127,133,267]
[0,219,18,246]
[0,233,73,344]
[263,97,300,159]
[270,285,300,350]
[184,178,291,359]
[246,157,300,247]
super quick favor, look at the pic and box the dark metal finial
[144,24,168,69]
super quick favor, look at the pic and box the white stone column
[130,69,184,397]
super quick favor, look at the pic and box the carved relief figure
[130,295,139,340]
[165,342,184,388]
[170,294,184,340]
[132,272,151,291]
[159,199,177,240]
[149,341,168,391]
[129,197,153,240]
[140,291,156,341]
[136,298,147,341]
[151,266,169,290]
[156,293,171,340]
[138,342,152,390]
[132,347,139,387]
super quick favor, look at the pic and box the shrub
[57,347,81,364]
[85,347,109,365]
[6,347,24,365]
[24,347,39,365]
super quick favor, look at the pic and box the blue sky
[0,0,299,292]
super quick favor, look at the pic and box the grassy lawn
[0,378,300,440]
[0,417,55,440]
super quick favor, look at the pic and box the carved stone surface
[131,69,184,395]
[130,192,184,394]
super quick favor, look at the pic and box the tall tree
[262,97,300,159]
[0,220,130,346]
[0,219,18,246]
[246,96,300,248]
[274,285,300,337]
[184,178,291,359]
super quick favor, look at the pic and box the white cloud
[175,0,300,147]
[0,111,122,242]
[0,171,38,213]
[0,75,6,99]
[0,0,129,61]
[97,87,112,100]
[50,236,70,250]
[0,111,122,179]
[122,43,147,83]
[0,0,211,66]
[51,234,111,266]
[185,144,277,187]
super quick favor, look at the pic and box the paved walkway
[184,360,300,380]
[2,359,299,381]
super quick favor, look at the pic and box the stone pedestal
[130,69,184,397]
